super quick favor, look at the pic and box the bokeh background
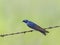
[0,0,60,45]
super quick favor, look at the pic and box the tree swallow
[23,20,49,36]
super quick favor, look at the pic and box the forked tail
[39,30,49,36]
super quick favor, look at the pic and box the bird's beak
[23,20,25,22]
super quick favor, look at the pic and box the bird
[23,20,49,36]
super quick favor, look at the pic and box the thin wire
[0,26,60,37]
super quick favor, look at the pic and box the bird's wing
[33,24,46,32]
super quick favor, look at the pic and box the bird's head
[23,20,29,23]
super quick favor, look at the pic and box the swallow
[23,20,49,36]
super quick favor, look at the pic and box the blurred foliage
[0,0,60,45]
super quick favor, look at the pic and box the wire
[0,26,60,37]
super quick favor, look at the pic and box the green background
[0,0,60,45]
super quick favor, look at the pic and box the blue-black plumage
[23,20,49,36]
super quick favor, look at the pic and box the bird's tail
[43,30,49,36]
[39,30,49,36]
[45,30,49,33]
